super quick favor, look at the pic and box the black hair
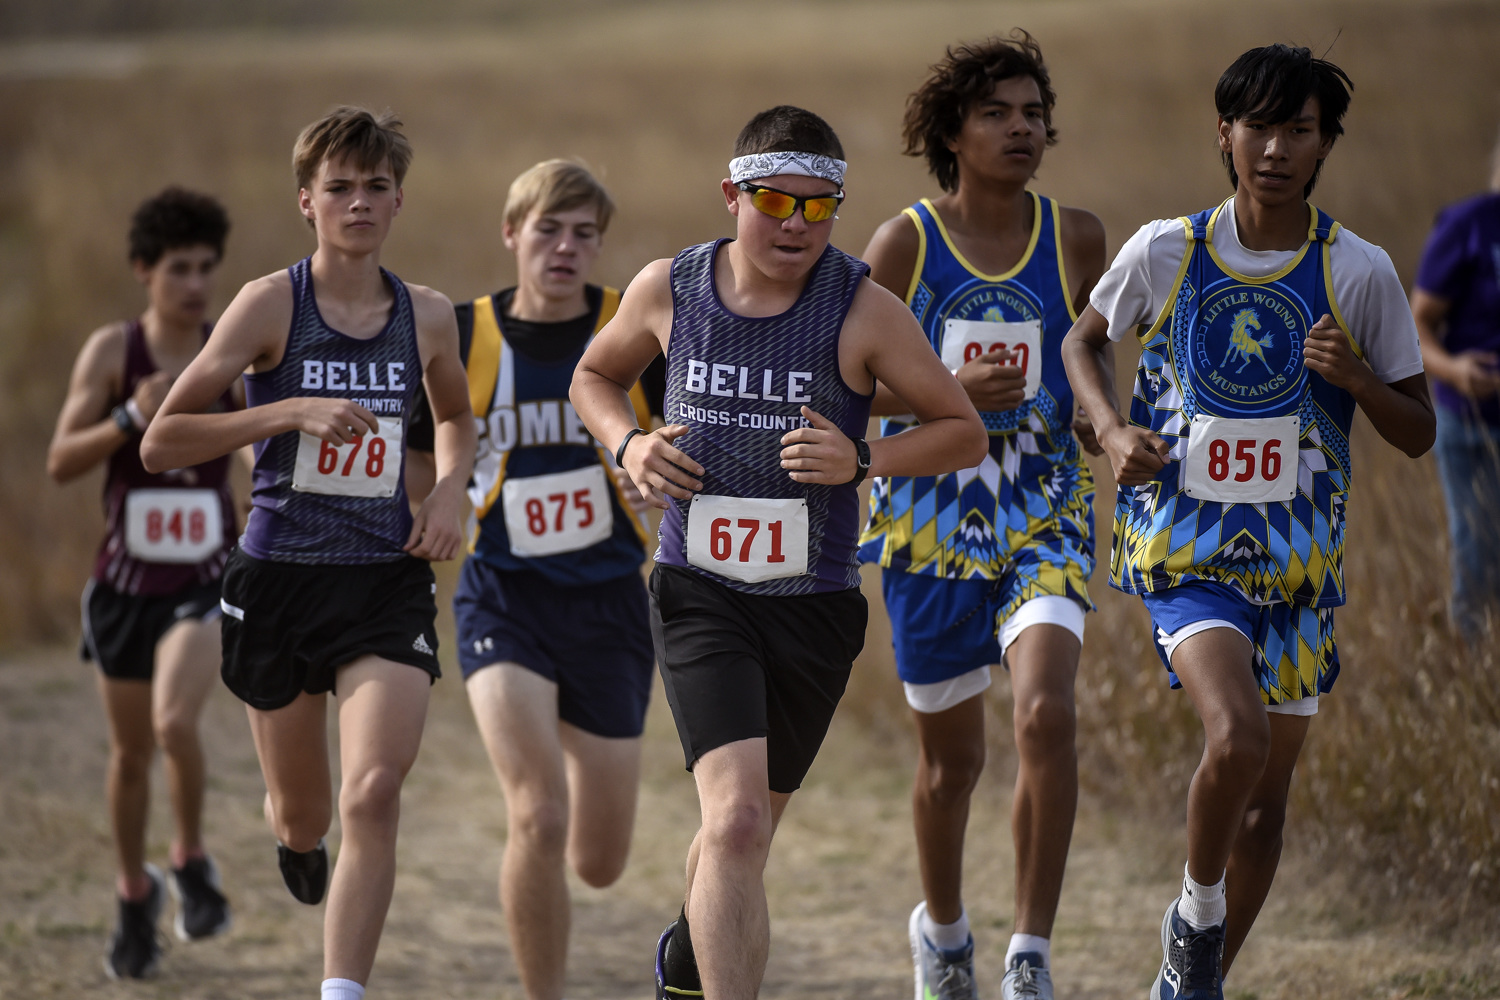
[1215,44,1353,197]
[734,106,844,161]
[128,186,230,266]
[904,30,1058,193]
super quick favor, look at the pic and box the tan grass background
[1,0,1497,931]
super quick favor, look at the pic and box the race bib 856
[1182,414,1299,504]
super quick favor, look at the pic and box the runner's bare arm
[572,259,704,510]
[1302,314,1434,457]
[787,278,985,484]
[404,285,475,561]
[141,273,379,473]
[1411,288,1500,400]
[1062,306,1168,486]
[1060,207,1110,455]
[860,212,1026,417]
[47,323,130,482]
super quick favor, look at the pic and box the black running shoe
[277,839,329,905]
[104,864,164,980]
[655,920,704,999]
[169,855,232,941]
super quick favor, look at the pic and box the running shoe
[1149,899,1225,1000]
[169,854,232,940]
[655,919,704,999]
[277,839,329,905]
[1000,950,1053,999]
[104,864,164,980]
[908,902,978,1000]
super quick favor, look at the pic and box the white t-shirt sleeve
[1089,219,1188,342]
[1328,233,1425,383]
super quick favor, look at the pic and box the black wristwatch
[111,404,137,436]
[849,437,871,485]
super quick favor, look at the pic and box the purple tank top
[656,239,872,595]
[239,257,421,564]
[93,321,236,595]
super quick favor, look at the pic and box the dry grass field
[2,0,1499,996]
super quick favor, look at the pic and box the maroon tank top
[92,320,238,595]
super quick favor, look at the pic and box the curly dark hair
[902,31,1057,193]
[127,186,229,266]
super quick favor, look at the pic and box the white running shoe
[999,950,1053,1000]
[908,901,978,1000]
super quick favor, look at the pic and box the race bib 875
[292,417,403,498]
[685,495,809,584]
[940,318,1042,400]
[1182,414,1299,504]
[501,464,615,558]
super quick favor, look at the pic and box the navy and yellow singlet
[859,193,1094,605]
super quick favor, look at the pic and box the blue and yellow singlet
[859,193,1094,600]
[1112,199,1361,607]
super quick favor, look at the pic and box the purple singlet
[93,321,236,595]
[656,240,872,596]
[239,257,422,564]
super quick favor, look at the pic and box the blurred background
[2,1,1498,996]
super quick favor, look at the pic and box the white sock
[1006,932,1050,968]
[1178,864,1227,930]
[921,906,970,952]
[322,979,365,1000]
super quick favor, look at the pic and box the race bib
[501,464,615,558]
[940,318,1042,400]
[292,418,403,498]
[124,489,222,564]
[1182,414,1299,503]
[685,495,809,584]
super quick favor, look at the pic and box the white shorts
[904,596,1086,714]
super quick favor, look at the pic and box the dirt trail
[2,644,1494,1000]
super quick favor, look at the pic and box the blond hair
[292,106,413,191]
[503,159,615,234]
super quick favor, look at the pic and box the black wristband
[111,404,137,436]
[615,428,645,467]
[848,436,871,485]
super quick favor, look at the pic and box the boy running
[857,34,1105,1000]
[1062,46,1432,999]
[48,187,236,979]
[571,105,988,1000]
[141,107,476,1000]
[406,159,664,1000]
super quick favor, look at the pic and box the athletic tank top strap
[94,320,236,595]
[239,257,423,565]
[656,240,872,595]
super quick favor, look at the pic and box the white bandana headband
[728,151,846,187]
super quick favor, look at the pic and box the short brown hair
[292,106,413,191]
[734,106,844,161]
[503,159,615,233]
[903,31,1058,193]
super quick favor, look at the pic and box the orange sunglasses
[736,182,843,223]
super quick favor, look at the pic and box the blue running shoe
[1001,950,1053,999]
[655,920,703,999]
[908,902,978,1000]
[1150,899,1225,1000]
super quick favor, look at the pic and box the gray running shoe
[1000,951,1053,1000]
[104,864,164,980]
[908,902,978,1000]
[169,854,232,941]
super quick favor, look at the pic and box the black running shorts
[219,549,440,711]
[80,578,223,681]
[649,564,867,793]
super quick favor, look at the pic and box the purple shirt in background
[1416,192,1500,425]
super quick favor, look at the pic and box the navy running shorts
[454,558,655,739]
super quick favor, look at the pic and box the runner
[406,159,664,1000]
[47,186,237,980]
[856,33,1105,1000]
[571,105,988,1000]
[1062,45,1432,999]
[139,107,476,1000]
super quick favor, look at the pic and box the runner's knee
[1202,711,1270,781]
[339,763,406,828]
[508,795,568,857]
[917,739,986,801]
[1013,690,1076,756]
[570,838,628,888]
[111,740,154,782]
[701,798,772,861]
[152,711,198,758]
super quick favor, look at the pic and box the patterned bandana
[728,151,846,186]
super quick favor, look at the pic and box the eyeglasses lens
[750,189,797,219]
